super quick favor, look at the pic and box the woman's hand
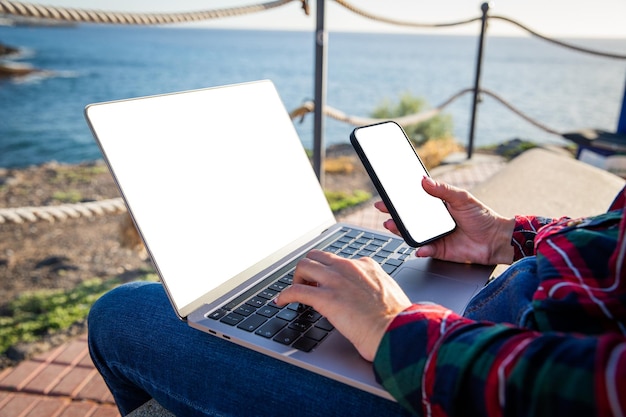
[275,250,412,362]
[376,177,516,266]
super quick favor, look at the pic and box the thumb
[421,176,466,205]
[415,244,436,258]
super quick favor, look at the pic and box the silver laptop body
[85,80,493,401]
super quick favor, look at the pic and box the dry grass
[324,155,356,174]
[323,137,464,174]
[416,137,464,170]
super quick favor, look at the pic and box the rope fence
[0,0,309,25]
[1,0,624,60]
[0,0,624,223]
[290,87,563,136]
[0,198,126,224]
[331,0,626,60]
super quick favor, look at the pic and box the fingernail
[423,176,436,186]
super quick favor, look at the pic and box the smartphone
[350,121,456,247]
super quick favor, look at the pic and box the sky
[19,0,626,38]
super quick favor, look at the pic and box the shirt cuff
[511,215,555,260]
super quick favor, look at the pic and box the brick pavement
[0,334,120,417]
[0,155,505,417]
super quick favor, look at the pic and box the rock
[0,62,41,78]
[0,42,19,57]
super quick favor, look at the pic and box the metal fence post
[468,2,490,159]
[313,0,327,185]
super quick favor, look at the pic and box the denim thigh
[88,281,410,417]
[463,256,539,328]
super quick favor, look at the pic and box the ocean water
[0,25,625,168]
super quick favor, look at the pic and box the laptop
[84,80,493,401]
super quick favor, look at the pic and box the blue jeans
[88,281,410,416]
[88,257,538,416]
[463,256,539,328]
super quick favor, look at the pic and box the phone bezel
[350,121,456,247]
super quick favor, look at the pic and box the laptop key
[286,302,305,312]
[238,314,267,332]
[276,308,298,321]
[246,297,266,308]
[235,305,255,317]
[323,246,340,254]
[221,313,245,326]
[255,318,288,338]
[279,273,294,285]
[315,317,334,331]
[269,282,288,292]
[301,310,322,323]
[293,337,317,352]
[364,244,380,252]
[382,238,402,252]
[357,249,375,257]
[385,258,403,267]
[257,305,280,318]
[342,247,358,256]
[382,263,398,274]
[304,327,328,342]
[257,289,277,300]
[207,309,227,320]
[373,255,387,264]
[289,320,311,332]
[273,327,302,345]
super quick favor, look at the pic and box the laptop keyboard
[207,227,413,352]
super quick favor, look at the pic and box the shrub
[370,92,454,146]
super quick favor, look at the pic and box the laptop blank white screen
[85,81,334,318]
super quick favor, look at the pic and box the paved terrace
[9,150,604,417]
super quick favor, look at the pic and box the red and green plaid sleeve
[510,215,558,260]
[373,187,626,416]
[374,304,626,416]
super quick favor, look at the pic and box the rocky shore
[0,41,42,78]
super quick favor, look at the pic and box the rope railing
[0,198,126,224]
[291,87,563,135]
[489,15,626,60]
[0,0,309,25]
[1,0,623,60]
[291,88,474,126]
[332,0,481,29]
[332,0,626,61]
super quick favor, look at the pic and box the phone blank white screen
[353,122,455,245]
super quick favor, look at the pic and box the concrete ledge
[470,147,625,219]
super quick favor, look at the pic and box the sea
[0,24,625,168]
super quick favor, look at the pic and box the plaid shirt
[374,187,626,416]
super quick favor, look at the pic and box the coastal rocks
[0,61,40,78]
[0,43,19,56]
[0,41,42,78]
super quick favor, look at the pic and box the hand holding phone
[350,121,456,247]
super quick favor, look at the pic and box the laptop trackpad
[394,267,480,314]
